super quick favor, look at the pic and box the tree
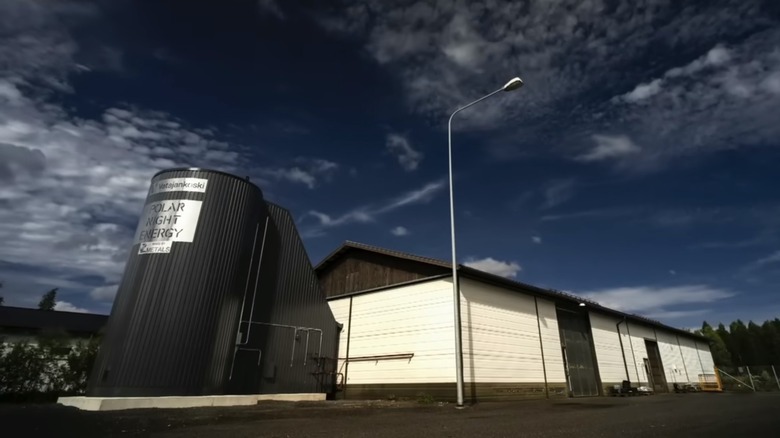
[701,321,732,367]
[38,288,58,311]
[0,280,4,306]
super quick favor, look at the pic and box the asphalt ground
[1,392,778,437]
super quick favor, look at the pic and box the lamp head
[502,77,524,92]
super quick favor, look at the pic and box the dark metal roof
[314,241,451,272]
[315,241,707,342]
[0,306,108,335]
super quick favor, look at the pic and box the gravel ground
[1,392,778,437]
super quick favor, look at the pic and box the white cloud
[376,180,445,213]
[313,2,778,167]
[669,270,677,276]
[618,45,733,104]
[621,79,663,103]
[307,210,373,228]
[0,80,22,102]
[0,1,253,302]
[531,236,542,244]
[386,133,423,171]
[581,284,734,318]
[54,300,89,313]
[391,226,409,236]
[541,179,576,210]
[303,179,446,233]
[665,45,732,79]
[464,257,522,278]
[257,158,339,189]
[90,284,118,302]
[577,135,641,162]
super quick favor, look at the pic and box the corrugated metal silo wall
[87,169,266,397]
[227,202,340,395]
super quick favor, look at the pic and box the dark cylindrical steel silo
[87,168,267,397]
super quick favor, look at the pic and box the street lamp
[448,76,524,408]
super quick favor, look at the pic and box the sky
[0,0,779,329]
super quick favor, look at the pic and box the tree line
[0,283,60,310]
[697,319,780,367]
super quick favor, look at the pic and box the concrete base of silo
[58,393,327,411]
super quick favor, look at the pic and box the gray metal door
[644,340,668,392]
[557,308,600,397]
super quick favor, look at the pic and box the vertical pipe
[534,297,549,399]
[304,330,310,366]
[625,321,640,383]
[771,365,780,391]
[229,221,261,381]
[694,341,705,375]
[616,319,631,383]
[245,216,270,342]
[343,297,353,397]
[289,328,297,367]
[676,335,690,382]
[235,222,260,343]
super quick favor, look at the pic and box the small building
[0,306,107,347]
[316,242,716,401]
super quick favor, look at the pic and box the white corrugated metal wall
[459,278,566,385]
[328,279,455,385]
[327,275,717,397]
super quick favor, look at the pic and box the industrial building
[66,168,715,409]
[316,242,716,401]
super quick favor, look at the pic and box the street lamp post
[448,77,524,408]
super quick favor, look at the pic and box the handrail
[345,353,414,363]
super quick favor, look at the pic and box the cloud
[307,210,373,228]
[0,142,47,182]
[54,300,89,313]
[90,284,118,302]
[531,236,542,244]
[256,0,285,20]
[257,158,339,189]
[577,135,641,162]
[617,45,733,104]
[464,257,522,278]
[541,179,576,210]
[386,133,423,171]
[376,180,445,213]
[303,179,446,233]
[742,250,780,275]
[391,226,409,236]
[0,1,254,304]
[621,79,663,103]
[605,31,780,168]
[311,2,779,167]
[581,284,735,318]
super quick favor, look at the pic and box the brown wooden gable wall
[317,250,448,298]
